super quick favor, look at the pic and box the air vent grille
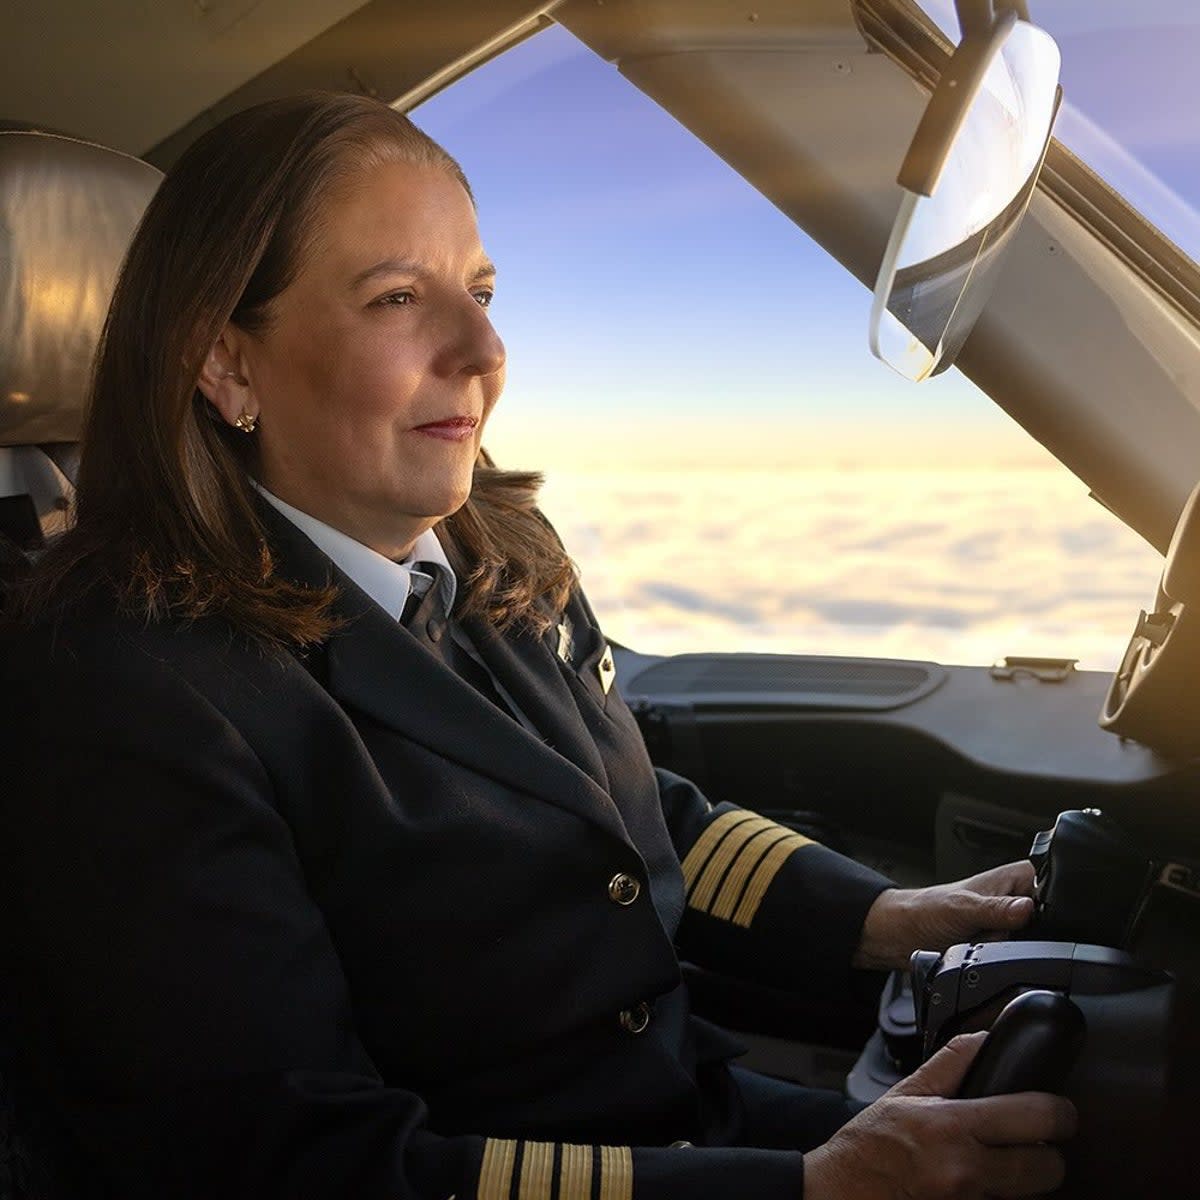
[627,654,944,711]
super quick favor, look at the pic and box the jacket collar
[251,482,456,619]
[254,495,630,843]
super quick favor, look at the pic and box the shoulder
[1,599,312,734]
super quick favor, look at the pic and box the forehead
[304,159,484,277]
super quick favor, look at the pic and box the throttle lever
[957,989,1086,1098]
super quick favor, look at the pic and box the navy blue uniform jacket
[1,502,892,1199]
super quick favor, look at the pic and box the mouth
[412,415,479,442]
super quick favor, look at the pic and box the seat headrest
[0,131,162,447]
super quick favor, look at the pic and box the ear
[195,326,257,428]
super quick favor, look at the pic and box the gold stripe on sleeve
[679,809,759,892]
[688,816,778,913]
[732,833,814,927]
[477,1138,518,1200]
[709,826,798,921]
[598,1144,633,1200]
[517,1141,554,1200]
[558,1143,594,1200]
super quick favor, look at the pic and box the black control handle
[957,989,1086,1099]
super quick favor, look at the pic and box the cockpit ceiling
[0,0,547,164]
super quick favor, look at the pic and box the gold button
[618,1002,651,1034]
[608,872,641,906]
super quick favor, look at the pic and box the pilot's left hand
[852,861,1036,971]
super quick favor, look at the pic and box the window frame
[853,0,1200,333]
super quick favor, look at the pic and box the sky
[411,8,1200,473]
[411,21,1045,473]
[407,11,1185,666]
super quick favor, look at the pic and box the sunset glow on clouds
[534,468,1164,671]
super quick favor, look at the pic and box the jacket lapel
[460,612,610,790]
[255,498,630,841]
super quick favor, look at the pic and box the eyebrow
[350,257,497,289]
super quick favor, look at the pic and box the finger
[961,891,1035,933]
[959,1093,1079,1145]
[979,1144,1068,1197]
[890,1032,988,1098]
[961,860,1036,898]
[940,888,1036,940]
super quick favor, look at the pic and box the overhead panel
[0,0,369,154]
[147,0,554,168]
[0,1,551,165]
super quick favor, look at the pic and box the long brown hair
[13,92,575,646]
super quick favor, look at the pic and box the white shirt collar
[253,482,456,622]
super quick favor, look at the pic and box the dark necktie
[402,562,512,716]
[399,562,437,627]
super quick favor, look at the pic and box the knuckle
[1009,1146,1067,1194]
[1038,1147,1068,1192]
[1029,1093,1079,1139]
[880,1094,926,1132]
[934,1155,978,1200]
[914,1101,970,1150]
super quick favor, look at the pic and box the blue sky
[411,12,1200,471]
[412,23,1027,470]
[1050,8,1200,264]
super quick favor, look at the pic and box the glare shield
[870,18,1062,382]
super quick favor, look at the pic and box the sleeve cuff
[676,805,894,994]
[633,1142,805,1198]
[472,1137,805,1200]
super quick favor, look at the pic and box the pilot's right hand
[802,1032,1078,1199]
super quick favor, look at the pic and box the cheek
[257,322,338,414]
[338,325,426,413]
[279,323,418,424]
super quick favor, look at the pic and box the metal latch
[1132,609,1175,648]
[990,656,1078,683]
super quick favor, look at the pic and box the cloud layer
[538,468,1163,671]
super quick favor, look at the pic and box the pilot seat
[0,123,161,1200]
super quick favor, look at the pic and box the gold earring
[233,411,258,434]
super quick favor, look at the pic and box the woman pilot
[0,91,1075,1199]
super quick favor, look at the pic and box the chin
[412,479,474,522]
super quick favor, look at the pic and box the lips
[412,415,479,442]
[414,415,478,431]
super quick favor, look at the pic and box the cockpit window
[918,1,1200,267]
[411,22,1162,670]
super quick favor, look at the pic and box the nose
[434,294,506,380]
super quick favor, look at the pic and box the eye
[472,288,495,309]
[375,290,415,307]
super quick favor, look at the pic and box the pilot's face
[239,159,505,559]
